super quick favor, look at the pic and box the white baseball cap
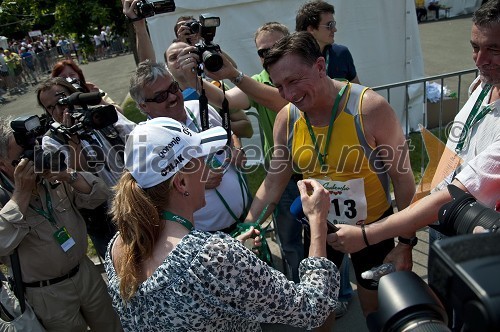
[125,117,228,188]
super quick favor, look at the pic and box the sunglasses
[257,48,271,58]
[144,81,180,103]
[318,20,337,31]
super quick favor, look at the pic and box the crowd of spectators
[0,31,129,101]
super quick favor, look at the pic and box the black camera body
[135,0,175,19]
[183,20,201,35]
[368,185,500,332]
[10,115,67,173]
[193,13,223,72]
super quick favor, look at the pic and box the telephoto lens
[437,185,500,236]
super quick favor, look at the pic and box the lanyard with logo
[455,84,493,153]
[304,84,348,172]
[161,211,194,231]
[0,176,75,252]
[186,108,250,222]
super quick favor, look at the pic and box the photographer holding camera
[327,0,500,254]
[36,77,135,258]
[0,117,122,331]
[122,0,252,138]
[173,15,238,69]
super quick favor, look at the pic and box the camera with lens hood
[54,91,118,139]
[193,13,223,72]
[10,115,67,173]
[367,185,500,332]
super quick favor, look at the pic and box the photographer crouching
[36,77,135,258]
[0,117,122,330]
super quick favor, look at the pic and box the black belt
[23,264,80,288]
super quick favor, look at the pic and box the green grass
[407,127,449,185]
[122,94,146,123]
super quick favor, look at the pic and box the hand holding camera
[12,158,37,194]
[176,20,201,45]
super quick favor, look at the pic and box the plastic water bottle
[361,263,396,281]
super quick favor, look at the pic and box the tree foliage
[0,0,127,50]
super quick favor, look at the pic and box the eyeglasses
[257,48,271,58]
[318,20,336,31]
[144,81,180,103]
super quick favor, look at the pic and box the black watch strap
[398,236,418,247]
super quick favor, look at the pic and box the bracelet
[361,223,370,247]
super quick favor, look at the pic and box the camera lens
[188,21,201,34]
[202,51,223,72]
[438,185,500,235]
[367,271,449,332]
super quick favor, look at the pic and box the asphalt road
[0,15,477,332]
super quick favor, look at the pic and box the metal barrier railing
[372,68,479,137]
[372,68,479,194]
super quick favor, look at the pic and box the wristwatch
[68,171,79,184]
[231,71,244,85]
[398,236,418,247]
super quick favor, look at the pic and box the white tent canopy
[149,0,484,138]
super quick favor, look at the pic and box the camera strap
[199,78,210,131]
[220,82,232,145]
[198,77,232,144]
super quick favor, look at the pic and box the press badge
[53,227,75,252]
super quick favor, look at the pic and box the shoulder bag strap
[0,183,26,313]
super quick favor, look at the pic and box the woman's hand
[236,226,262,252]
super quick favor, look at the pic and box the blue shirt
[323,44,357,81]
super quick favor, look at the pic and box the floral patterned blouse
[105,230,339,331]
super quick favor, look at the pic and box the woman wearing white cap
[105,117,340,331]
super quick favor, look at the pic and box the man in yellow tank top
[245,32,416,322]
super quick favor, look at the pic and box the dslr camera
[54,91,118,139]
[367,185,500,332]
[10,115,66,173]
[135,0,175,19]
[193,13,223,72]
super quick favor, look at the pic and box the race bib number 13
[316,178,367,226]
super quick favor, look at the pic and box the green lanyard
[186,107,201,132]
[455,84,493,153]
[230,204,272,264]
[186,108,250,222]
[304,84,348,171]
[36,184,59,228]
[214,171,251,223]
[161,211,194,231]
